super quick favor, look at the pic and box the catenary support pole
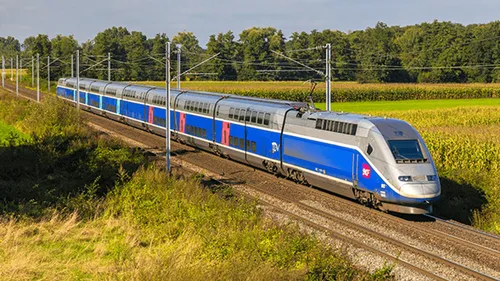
[37,54,40,102]
[166,42,171,173]
[71,54,74,77]
[20,58,22,81]
[10,58,13,81]
[47,56,50,93]
[31,56,34,87]
[108,52,111,81]
[16,55,18,96]
[1,56,4,88]
[325,44,331,111]
[176,44,181,89]
[76,50,80,109]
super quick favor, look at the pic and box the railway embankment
[0,88,393,280]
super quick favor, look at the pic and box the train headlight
[427,175,438,181]
[398,176,413,182]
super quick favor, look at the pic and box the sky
[1,0,499,48]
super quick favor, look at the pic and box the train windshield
[387,139,424,160]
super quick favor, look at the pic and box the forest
[1,20,500,83]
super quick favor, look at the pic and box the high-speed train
[57,77,441,214]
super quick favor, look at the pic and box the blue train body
[56,78,441,214]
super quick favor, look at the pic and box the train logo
[271,142,280,153]
[362,163,371,179]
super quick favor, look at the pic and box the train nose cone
[400,183,440,198]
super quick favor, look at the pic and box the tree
[122,31,148,80]
[350,22,408,83]
[237,27,286,80]
[0,36,21,59]
[92,27,130,80]
[146,33,169,81]
[50,35,78,78]
[172,32,203,80]
[205,31,238,80]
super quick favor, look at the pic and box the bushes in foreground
[0,88,393,280]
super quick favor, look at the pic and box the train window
[203,129,206,138]
[351,124,358,135]
[367,144,373,155]
[234,109,240,120]
[233,137,238,147]
[246,140,250,149]
[315,119,322,129]
[185,101,190,110]
[251,141,256,152]
[329,121,335,131]
[251,111,257,123]
[239,138,244,149]
[229,107,234,118]
[257,112,264,124]
[204,103,209,114]
[344,123,351,134]
[229,136,233,144]
[264,113,271,126]
[239,110,245,121]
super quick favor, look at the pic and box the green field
[316,98,500,112]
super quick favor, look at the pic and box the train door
[179,112,186,133]
[221,122,230,145]
[244,108,250,162]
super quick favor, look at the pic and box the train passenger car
[56,78,441,214]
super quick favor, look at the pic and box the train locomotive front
[288,111,441,214]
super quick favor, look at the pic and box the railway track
[2,82,500,280]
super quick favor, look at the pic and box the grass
[0,119,30,145]
[0,88,393,280]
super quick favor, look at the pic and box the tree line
[1,20,500,83]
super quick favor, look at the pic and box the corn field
[366,107,500,234]
[137,81,500,102]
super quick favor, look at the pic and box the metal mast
[176,44,181,89]
[47,56,50,93]
[325,44,332,111]
[76,50,80,109]
[108,52,111,81]
[16,55,18,96]
[166,42,171,173]
[37,54,40,102]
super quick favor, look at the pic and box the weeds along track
[3,82,500,280]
